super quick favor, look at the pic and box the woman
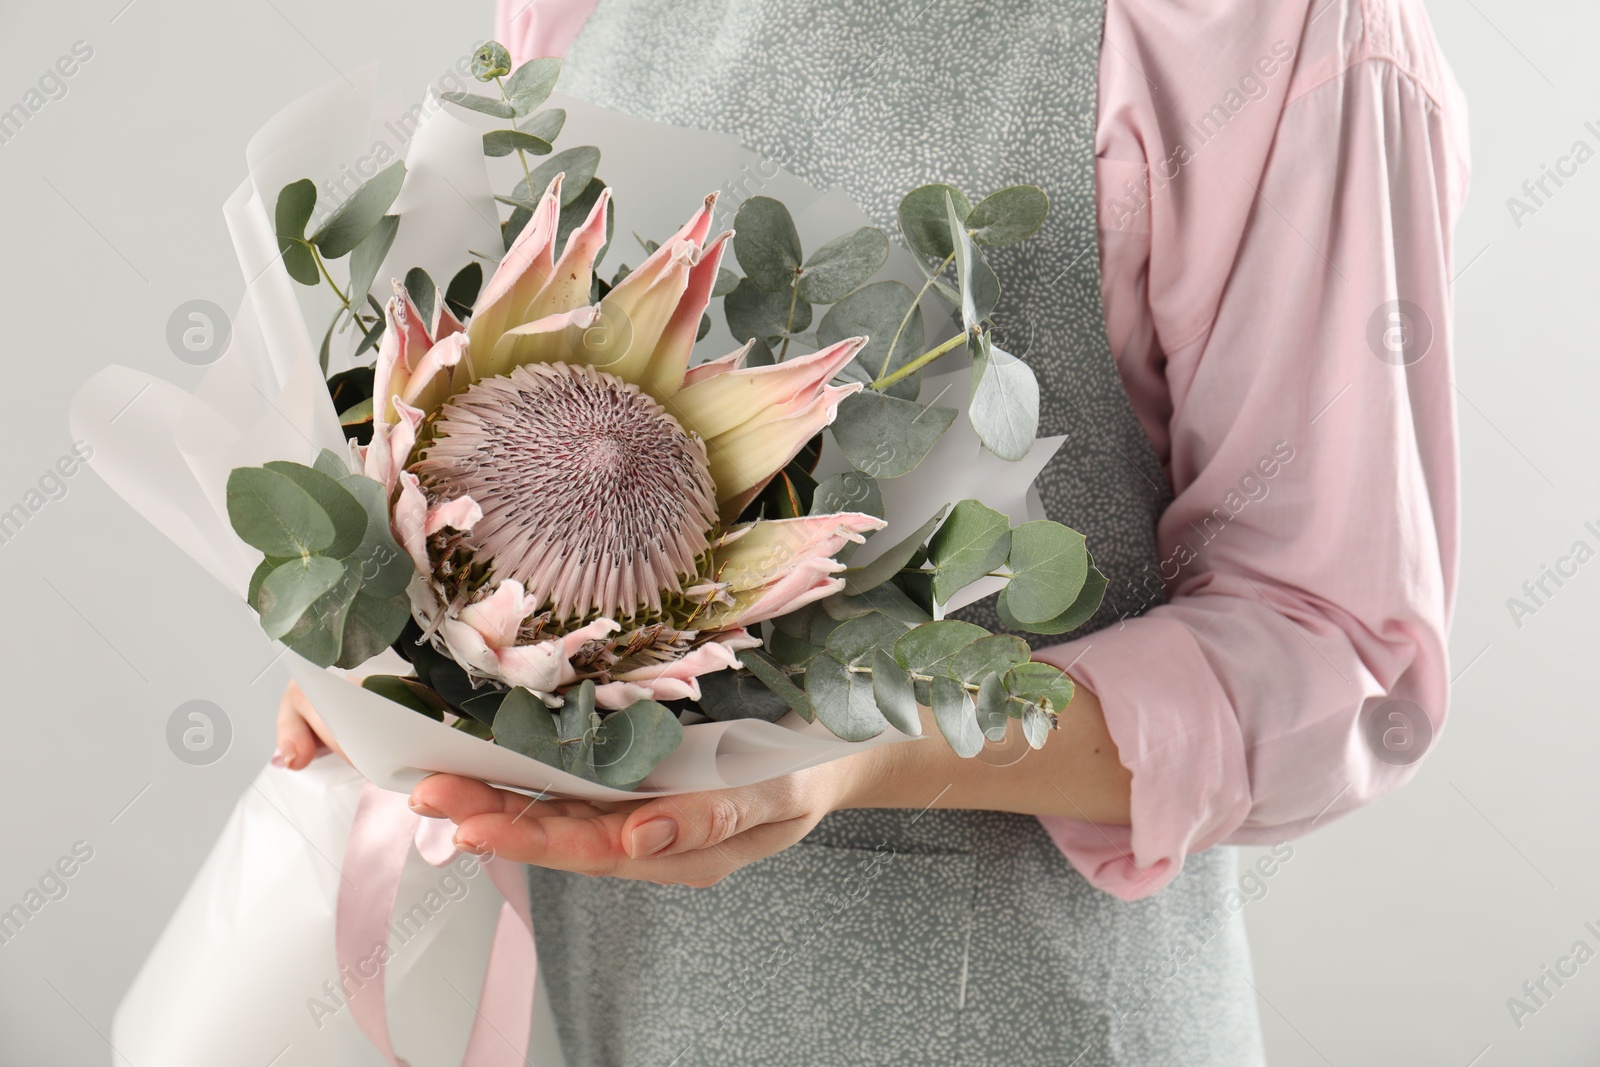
[280,0,1465,1061]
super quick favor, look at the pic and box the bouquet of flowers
[77,44,1104,797]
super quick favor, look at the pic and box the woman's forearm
[833,679,1134,826]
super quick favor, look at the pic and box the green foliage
[927,499,1011,604]
[732,196,803,293]
[897,184,971,260]
[797,227,889,304]
[275,179,319,285]
[999,521,1089,625]
[310,161,406,260]
[829,391,956,479]
[966,186,1050,247]
[229,450,410,669]
[348,215,399,305]
[968,334,1040,462]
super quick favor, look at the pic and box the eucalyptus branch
[879,251,954,379]
[308,243,374,331]
[779,271,802,361]
[494,75,535,192]
[871,327,973,391]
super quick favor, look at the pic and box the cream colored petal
[665,336,865,441]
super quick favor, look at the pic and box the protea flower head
[358,175,884,709]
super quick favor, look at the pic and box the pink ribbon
[338,782,537,1067]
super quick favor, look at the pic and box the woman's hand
[407,681,1131,888]
[408,752,881,888]
[274,680,347,769]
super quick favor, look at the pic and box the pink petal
[392,472,432,575]
[668,335,868,441]
[423,495,483,537]
[458,579,541,650]
[716,560,847,629]
[592,680,655,711]
[490,303,602,374]
[467,174,564,369]
[707,382,863,521]
[643,231,732,399]
[522,185,612,324]
[401,332,469,415]
[681,341,754,387]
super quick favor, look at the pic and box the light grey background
[0,1,1593,1065]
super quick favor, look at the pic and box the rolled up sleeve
[1035,28,1467,899]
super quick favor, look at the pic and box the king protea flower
[358,175,884,709]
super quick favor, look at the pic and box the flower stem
[878,252,954,379]
[871,328,972,391]
[778,272,801,362]
[309,242,372,330]
[495,76,535,193]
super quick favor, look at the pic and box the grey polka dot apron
[530,1,1268,1062]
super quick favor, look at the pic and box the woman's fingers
[274,681,347,768]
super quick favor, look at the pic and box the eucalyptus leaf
[841,506,947,595]
[739,647,814,722]
[404,267,436,328]
[337,473,413,599]
[996,558,1107,635]
[361,675,449,721]
[697,669,792,723]
[766,626,823,667]
[445,261,484,319]
[821,580,932,626]
[829,391,956,479]
[484,130,553,158]
[898,184,971,261]
[262,461,366,560]
[712,267,740,298]
[274,179,319,286]
[1002,660,1076,715]
[966,186,1050,247]
[282,579,357,668]
[825,611,913,667]
[871,649,921,736]
[1021,702,1053,749]
[946,191,979,330]
[797,227,889,304]
[518,107,566,142]
[311,160,406,259]
[347,214,399,305]
[968,337,1040,462]
[732,196,802,293]
[441,91,516,119]
[819,281,924,400]
[975,673,1011,741]
[892,619,989,681]
[725,276,811,345]
[492,687,563,766]
[947,634,1032,686]
[1000,521,1089,625]
[931,675,983,758]
[928,499,1012,604]
[803,653,887,742]
[558,681,598,777]
[226,466,336,557]
[504,57,561,115]
[334,591,410,669]
[593,699,685,788]
[810,471,884,521]
[471,42,512,80]
[258,557,344,639]
[518,146,602,206]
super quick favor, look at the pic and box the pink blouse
[497,0,1470,900]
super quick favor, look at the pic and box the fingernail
[628,818,677,859]
[454,835,488,855]
[270,749,287,769]
[409,797,444,818]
